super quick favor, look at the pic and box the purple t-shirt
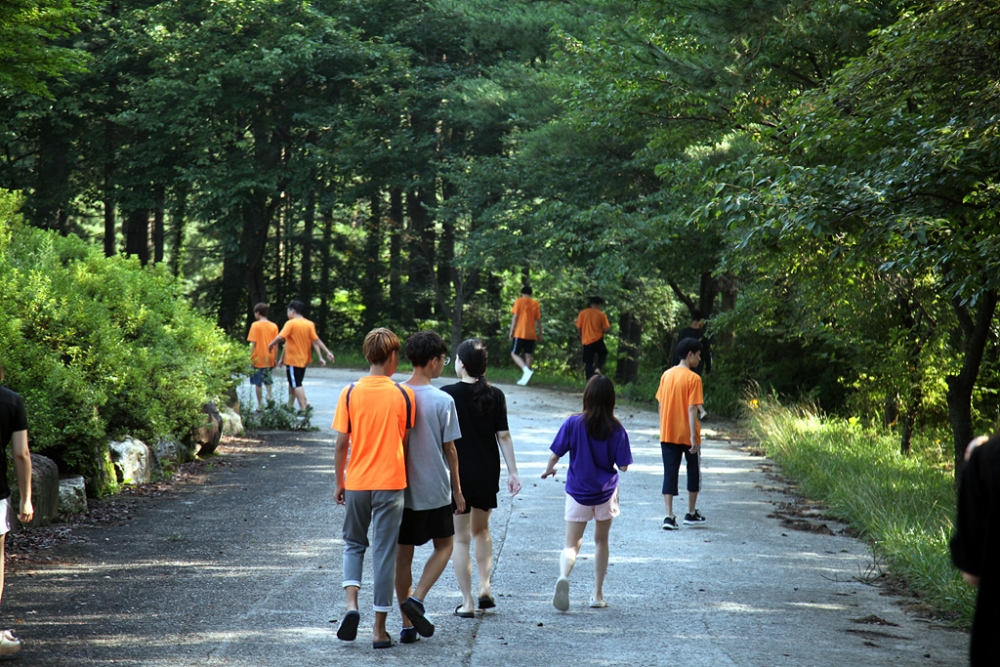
[550,414,633,506]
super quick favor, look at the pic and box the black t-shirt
[0,386,28,501]
[441,381,509,497]
[951,437,1000,667]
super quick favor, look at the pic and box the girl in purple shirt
[542,374,632,610]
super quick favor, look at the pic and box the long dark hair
[456,338,493,417]
[582,374,621,440]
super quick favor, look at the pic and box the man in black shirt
[0,361,34,656]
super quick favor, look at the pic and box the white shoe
[517,368,534,386]
[553,577,570,611]
[0,630,21,655]
[589,598,608,608]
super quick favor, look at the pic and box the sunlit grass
[746,395,975,625]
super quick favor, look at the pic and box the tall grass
[746,395,975,625]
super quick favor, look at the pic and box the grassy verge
[746,396,975,625]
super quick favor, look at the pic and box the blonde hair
[363,328,400,365]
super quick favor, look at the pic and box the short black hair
[676,337,703,360]
[588,296,605,306]
[406,330,448,367]
[287,300,306,315]
[521,285,533,296]
[690,308,704,321]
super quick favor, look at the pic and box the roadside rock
[109,437,154,485]
[9,453,60,529]
[195,402,222,456]
[58,475,88,515]
[154,438,195,465]
[220,407,244,437]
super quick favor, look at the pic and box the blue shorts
[660,443,701,496]
[249,367,273,386]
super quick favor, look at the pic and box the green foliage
[240,401,316,432]
[0,195,243,493]
[0,0,94,96]
[746,393,975,624]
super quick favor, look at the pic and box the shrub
[0,192,244,495]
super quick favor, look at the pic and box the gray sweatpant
[342,489,405,612]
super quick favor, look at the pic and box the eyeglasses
[440,355,451,365]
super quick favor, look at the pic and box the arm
[312,339,335,366]
[12,430,33,524]
[536,317,543,343]
[688,404,700,454]
[443,440,466,514]
[541,451,560,479]
[334,431,350,505]
[508,314,518,339]
[267,334,285,355]
[496,430,522,495]
[962,572,981,587]
[248,341,257,363]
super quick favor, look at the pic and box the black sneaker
[662,516,679,530]
[400,627,419,644]
[683,510,706,525]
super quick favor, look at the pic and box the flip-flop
[400,598,435,638]
[453,604,475,619]
[477,595,496,610]
[372,639,393,649]
[336,610,360,641]
[0,631,20,656]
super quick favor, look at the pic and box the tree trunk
[153,185,165,264]
[389,188,404,312]
[169,185,187,278]
[615,312,642,385]
[946,290,997,479]
[218,253,247,335]
[123,208,150,265]
[407,187,435,319]
[301,188,316,307]
[363,192,383,332]
[103,124,116,257]
[318,208,334,335]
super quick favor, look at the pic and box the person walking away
[542,374,632,611]
[0,361,33,656]
[575,296,611,380]
[443,339,522,617]
[395,331,466,644]
[332,328,415,649]
[656,337,705,530]
[951,434,1000,666]
[246,303,279,410]
[672,309,711,420]
[267,300,335,411]
[509,285,542,386]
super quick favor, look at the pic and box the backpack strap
[345,383,355,433]
[395,383,413,428]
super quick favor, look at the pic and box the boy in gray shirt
[395,331,465,643]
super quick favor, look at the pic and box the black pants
[582,339,608,379]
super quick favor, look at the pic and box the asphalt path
[5,367,969,666]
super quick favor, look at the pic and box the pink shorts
[564,488,620,522]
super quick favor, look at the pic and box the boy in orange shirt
[246,303,279,410]
[267,300,335,411]
[332,328,415,649]
[575,296,611,380]
[508,285,542,386]
[655,337,705,530]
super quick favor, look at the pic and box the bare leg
[524,353,533,369]
[0,534,5,605]
[395,545,415,626]
[663,494,675,517]
[559,521,587,579]
[471,508,493,599]
[511,352,527,371]
[413,537,454,601]
[592,518,612,603]
[293,386,308,410]
[452,513,475,614]
[688,491,698,514]
[373,611,390,644]
[286,383,295,408]
[255,384,263,409]
[345,584,359,612]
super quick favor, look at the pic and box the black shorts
[511,338,536,355]
[398,505,455,546]
[286,366,307,387]
[453,493,498,515]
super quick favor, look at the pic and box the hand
[689,442,701,455]
[453,490,466,514]
[537,333,543,343]
[541,467,556,479]
[507,472,522,496]
[965,435,989,461]
[335,483,346,505]
[326,352,335,363]
[18,498,33,524]
[319,357,327,367]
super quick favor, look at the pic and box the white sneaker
[517,368,534,386]
[0,630,21,655]
[553,577,570,611]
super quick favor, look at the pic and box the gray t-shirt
[404,384,462,510]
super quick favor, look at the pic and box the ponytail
[456,339,494,417]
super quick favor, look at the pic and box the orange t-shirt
[278,317,318,368]
[655,365,703,446]
[510,296,541,340]
[575,308,610,346]
[332,376,415,491]
[247,320,279,368]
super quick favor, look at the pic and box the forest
[2,0,999,478]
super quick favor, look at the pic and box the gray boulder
[109,436,153,485]
[220,406,244,437]
[58,475,88,515]
[9,453,60,529]
[154,438,195,465]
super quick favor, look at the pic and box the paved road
[6,367,968,665]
